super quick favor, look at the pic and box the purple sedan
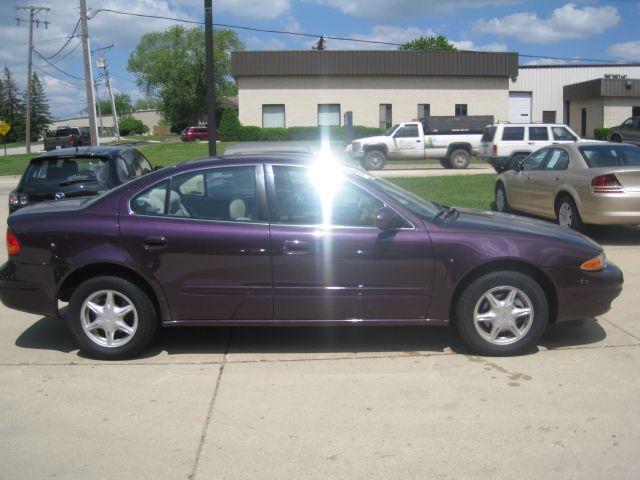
[1,154,623,359]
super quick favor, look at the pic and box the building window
[379,104,392,129]
[417,104,430,120]
[455,104,467,116]
[262,105,285,128]
[633,106,640,117]
[317,104,341,127]
[542,111,556,123]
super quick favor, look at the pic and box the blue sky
[1,0,639,119]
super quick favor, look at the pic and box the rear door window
[501,127,525,141]
[528,127,549,141]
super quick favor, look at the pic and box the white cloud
[452,40,508,52]
[523,58,568,66]
[607,40,640,62]
[315,0,520,22]
[473,3,620,44]
[312,25,437,50]
[246,36,288,50]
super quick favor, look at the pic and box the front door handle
[143,236,167,250]
[283,240,310,255]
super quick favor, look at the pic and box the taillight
[7,228,21,255]
[69,134,75,144]
[492,145,497,156]
[591,174,624,194]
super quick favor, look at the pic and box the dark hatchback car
[9,146,153,213]
[1,154,623,359]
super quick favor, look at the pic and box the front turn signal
[581,253,606,271]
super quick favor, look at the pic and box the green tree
[29,72,52,140]
[119,117,148,136]
[218,108,241,141]
[97,92,133,116]
[0,67,25,142]
[133,97,161,111]
[399,35,457,51]
[127,25,243,130]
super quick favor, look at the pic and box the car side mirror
[375,207,404,230]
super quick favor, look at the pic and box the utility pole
[204,0,216,156]
[80,0,99,146]
[94,80,104,135]
[16,5,50,154]
[95,46,120,140]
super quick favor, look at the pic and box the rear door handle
[283,240,311,255]
[143,236,167,250]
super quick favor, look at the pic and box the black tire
[362,150,386,170]
[495,182,510,213]
[556,195,584,231]
[455,271,548,356]
[67,276,158,360]
[448,149,470,169]
[439,158,452,169]
[493,165,506,174]
[610,134,622,143]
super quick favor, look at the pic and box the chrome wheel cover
[473,285,534,346]
[368,153,383,167]
[558,202,573,228]
[451,152,466,167]
[80,290,139,348]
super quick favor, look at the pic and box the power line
[33,48,84,80]
[90,7,636,64]
[43,18,81,61]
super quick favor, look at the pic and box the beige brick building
[232,51,518,129]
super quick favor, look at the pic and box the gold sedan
[495,142,640,230]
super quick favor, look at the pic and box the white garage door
[509,92,531,123]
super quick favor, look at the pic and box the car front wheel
[455,271,548,356]
[68,276,158,360]
[362,150,386,170]
[495,183,510,213]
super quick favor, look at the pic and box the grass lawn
[390,175,497,211]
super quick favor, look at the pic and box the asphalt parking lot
[0,178,639,479]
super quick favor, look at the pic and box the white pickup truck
[349,116,493,170]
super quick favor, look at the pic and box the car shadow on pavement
[585,225,640,246]
[14,317,607,359]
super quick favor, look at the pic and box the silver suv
[479,123,582,172]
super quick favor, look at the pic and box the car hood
[354,136,389,144]
[438,207,600,251]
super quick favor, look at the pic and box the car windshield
[23,156,109,184]
[384,124,400,136]
[353,170,440,220]
[579,144,640,168]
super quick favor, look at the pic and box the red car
[180,126,209,142]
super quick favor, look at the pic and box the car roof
[222,141,320,156]
[33,145,139,160]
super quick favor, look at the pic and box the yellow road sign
[0,121,10,136]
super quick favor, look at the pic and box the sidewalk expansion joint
[600,317,640,343]
[188,329,232,480]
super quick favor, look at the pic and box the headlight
[581,252,607,271]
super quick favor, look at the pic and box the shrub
[119,118,148,136]
[259,128,289,141]
[594,128,610,140]
[352,125,386,139]
[238,126,261,141]
[218,109,241,141]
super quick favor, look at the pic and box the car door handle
[143,236,167,249]
[283,240,310,255]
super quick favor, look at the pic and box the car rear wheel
[509,153,527,170]
[495,183,510,213]
[556,196,584,231]
[448,149,470,169]
[610,134,622,143]
[362,150,386,170]
[455,271,548,356]
[68,276,158,360]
